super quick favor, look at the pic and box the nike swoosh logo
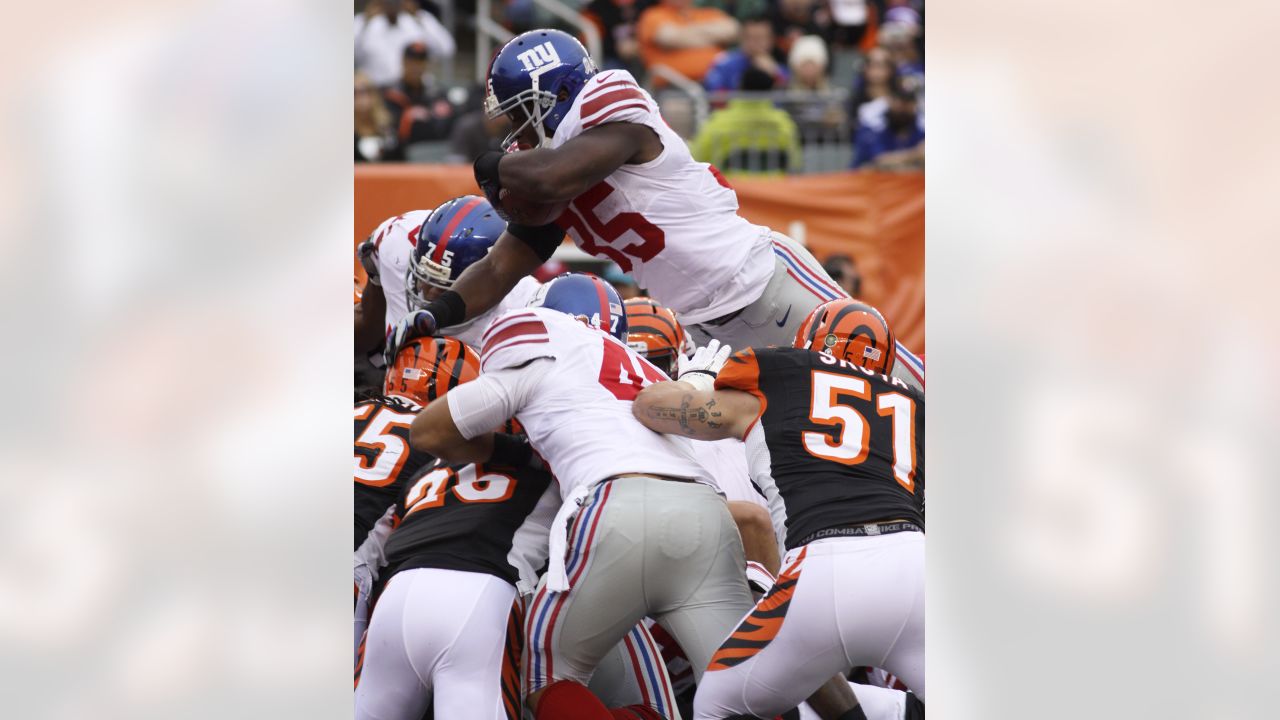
[775,305,792,327]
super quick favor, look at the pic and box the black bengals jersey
[716,347,925,550]
[354,396,434,550]
[381,458,553,586]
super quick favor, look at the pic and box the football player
[355,209,432,355]
[409,274,755,720]
[405,195,542,349]
[624,297,781,583]
[385,29,926,394]
[632,298,926,719]
[355,339,561,720]
[353,336,476,662]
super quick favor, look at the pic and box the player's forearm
[409,402,496,463]
[728,501,781,575]
[632,381,738,441]
[499,148,604,203]
[445,253,519,324]
[498,124,643,203]
[354,282,387,353]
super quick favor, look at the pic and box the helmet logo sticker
[517,42,561,72]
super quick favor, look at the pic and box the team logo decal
[516,42,561,72]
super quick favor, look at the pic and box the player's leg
[589,622,683,719]
[642,480,755,683]
[354,507,395,664]
[797,682,910,720]
[524,481,661,713]
[355,569,441,720]
[706,231,847,351]
[691,545,851,720]
[431,570,523,720]
[827,532,925,702]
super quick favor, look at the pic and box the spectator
[879,19,923,86]
[355,72,401,162]
[581,0,656,74]
[851,75,923,170]
[698,0,770,22]
[691,67,801,175]
[770,0,834,54]
[354,0,456,88]
[382,42,455,148]
[703,16,788,93]
[823,253,863,297]
[787,34,828,91]
[851,45,896,127]
[636,0,739,84]
[447,110,511,163]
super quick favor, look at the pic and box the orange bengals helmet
[383,336,480,406]
[623,297,684,377]
[794,298,897,373]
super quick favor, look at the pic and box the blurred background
[352,0,925,361]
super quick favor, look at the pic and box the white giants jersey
[550,71,774,325]
[477,307,710,496]
[441,275,542,349]
[371,210,431,333]
[698,438,766,509]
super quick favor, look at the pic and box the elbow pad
[507,222,566,263]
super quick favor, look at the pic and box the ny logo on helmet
[517,42,561,72]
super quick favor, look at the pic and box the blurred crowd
[354,0,924,172]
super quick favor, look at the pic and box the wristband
[678,369,717,393]
[424,290,466,330]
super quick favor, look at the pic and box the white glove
[677,339,732,392]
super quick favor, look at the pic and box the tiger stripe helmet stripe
[793,299,897,373]
[384,336,480,407]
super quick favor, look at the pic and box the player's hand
[384,310,438,364]
[357,239,381,287]
[677,339,732,392]
[473,151,510,221]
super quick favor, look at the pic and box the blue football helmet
[407,196,506,311]
[485,29,598,148]
[531,273,628,342]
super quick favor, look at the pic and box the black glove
[357,239,381,286]
[473,151,509,221]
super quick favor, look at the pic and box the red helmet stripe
[592,276,611,333]
[433,197,485,263]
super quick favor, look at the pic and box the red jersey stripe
[481,311,541,343]
[481,336,549,368]
[581,88,645,119]
[583,103,649,129]
[481,319,549,356]
[582,79,638,101]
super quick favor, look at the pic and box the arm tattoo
[644,392,724,438]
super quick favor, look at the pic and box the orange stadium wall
[354,166,924,351]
